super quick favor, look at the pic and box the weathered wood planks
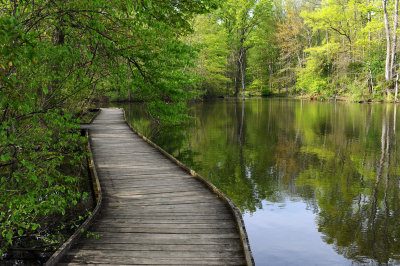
[58,108,253,265]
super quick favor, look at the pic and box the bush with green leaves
[261,88,273,97]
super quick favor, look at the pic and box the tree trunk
[238,48,246,100]
[391,0,399,80]
[394,104,397,135]
[368,0,372,44]
[234,51,241,97]
[383,0,392,81]
[269,64,272,89]
[395,74,399,101]
[370,67,374,94]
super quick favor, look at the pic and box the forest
[190,0,400,101]
[1,0,400,261]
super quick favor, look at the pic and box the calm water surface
[123,98,400,265]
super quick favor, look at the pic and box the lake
[122,98,400,265]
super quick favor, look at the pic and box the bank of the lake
[121,98,400,265]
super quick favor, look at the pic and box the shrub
[261,88,273,97]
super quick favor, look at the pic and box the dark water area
[122,98,400,265]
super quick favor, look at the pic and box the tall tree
[220,0,272,98]
[275,3,308,93]
[187,14,230,97]
[384,0,399,86]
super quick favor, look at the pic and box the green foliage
[1,7,95,255]
[296,45,338,97]
[261,88,273,97]
[346,80,369,101]
[188,14,230,97]
[367,46,386,77]
[297,70,328,95]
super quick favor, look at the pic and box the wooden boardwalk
[59,108,251,265]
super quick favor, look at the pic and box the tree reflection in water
[123,99,400,264]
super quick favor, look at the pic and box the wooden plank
[61,256,245,265]
[99,204,230,213]
[88,232,240,239]
[91,222,237,229]
[94,215,233,221]
[73,243,242,252]
[89,226,236,234]
[98,176,201,183]
[94,218,235,224]
[98,183,205,190]
[66,249,244,259]
[102,193,218,200]
[95,169,189,176]
[97,201,225,207]
[101,193,218,201]
[103,189,216,196]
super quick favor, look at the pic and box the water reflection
[122,99,400,265]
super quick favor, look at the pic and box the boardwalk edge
[44,110,103,266]
[122,108,255,266]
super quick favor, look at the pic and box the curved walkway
[59,108,250,265]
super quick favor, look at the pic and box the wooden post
[395,73,399,101]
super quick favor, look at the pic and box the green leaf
[0,153,11,162]
[6,230,13,244]
[32,224,39,230]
